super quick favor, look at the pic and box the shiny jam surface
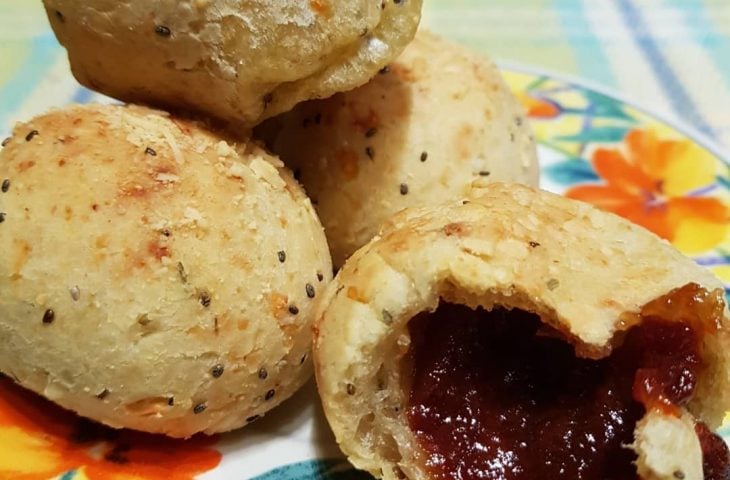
[407,285,729,480]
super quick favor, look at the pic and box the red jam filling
[406,285,729,480]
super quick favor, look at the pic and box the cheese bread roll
[258,32,538,266]
[313,183,730,480]
[43,0,422,127]
[0,104,332,438]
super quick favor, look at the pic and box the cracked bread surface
[313,183,730,479]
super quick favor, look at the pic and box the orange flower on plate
[0,376,222,480]
[566,129,729,254]
[518,92,561,119]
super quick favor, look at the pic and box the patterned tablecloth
[2,0,730,151]
[424,0,730,151]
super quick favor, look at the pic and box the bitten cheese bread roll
[43,0,422,127]
[0,104,332,438]
[313,183,730,480]
[257,31,539,266]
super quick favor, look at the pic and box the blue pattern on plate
[544,159,600,185]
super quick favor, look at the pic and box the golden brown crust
[312,183,729,479]
[43,0,422,127]
[257,31,538,266]
[0,104,332,437]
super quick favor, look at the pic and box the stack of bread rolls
[0,1,726,479]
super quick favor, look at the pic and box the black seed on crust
[277,250,286,263]
[211,364,224,378]
[25,130,39,142]
[306,283,315,298]
[1,179,9,192]
[346,383,356,395]
[193,402,207,414]
[265,389,275,401]
[288,305,299,315]
[199,292,211,307]
[154,25,172,37]
[42,308,55,324]
[258,367,268,380]
[145,146,157,156]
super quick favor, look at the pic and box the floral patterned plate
[1,67,728,480]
